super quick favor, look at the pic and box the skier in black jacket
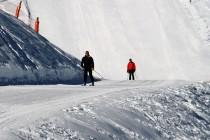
[81,51,94,86]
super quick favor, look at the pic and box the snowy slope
[0,80,209,139]
[0,10,83,85]
[179,0,210,47]
[1,0,210,80]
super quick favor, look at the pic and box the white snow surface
[0,1,210,139]
[0,80,209,139]
[1,0,210,80]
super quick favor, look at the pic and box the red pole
[34,17,40,33]
[15,1,22,18]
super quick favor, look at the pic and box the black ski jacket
[81,56,94,70]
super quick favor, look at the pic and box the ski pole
[127,73,129,80]
[77,64,104,79]
[76,64,83,70]
[93,70,104,80]
[134,72,138,80]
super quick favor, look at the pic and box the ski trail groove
[0,82,156,130]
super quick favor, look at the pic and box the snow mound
[0,10,83,85]
[16,81,210,140]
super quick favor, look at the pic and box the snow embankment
[0,10,83,85]
[0,81,207,140]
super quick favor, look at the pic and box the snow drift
[9,81,209,140]
[2,0,209,80]
[0,10,83,85]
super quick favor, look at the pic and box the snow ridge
[0,10,83,85]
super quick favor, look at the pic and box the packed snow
[0,80,209,139]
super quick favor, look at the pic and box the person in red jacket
[127,58,136,80]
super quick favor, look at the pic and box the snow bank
[16,81,210,139]
[0,10,83,85]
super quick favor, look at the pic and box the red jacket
[127,62,136,72]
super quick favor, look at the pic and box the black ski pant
[128,71,135,80]
[84,69,94,85]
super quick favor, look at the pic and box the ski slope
[0,1,210,139]
[1,0,210,80]
[0,80,209,139]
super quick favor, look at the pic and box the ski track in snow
[0,80,209,139]
[0,81,161,128]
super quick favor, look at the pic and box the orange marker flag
[34,17,40,33]
[15,1,22,18]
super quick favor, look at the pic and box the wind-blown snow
[1,0,210,80]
